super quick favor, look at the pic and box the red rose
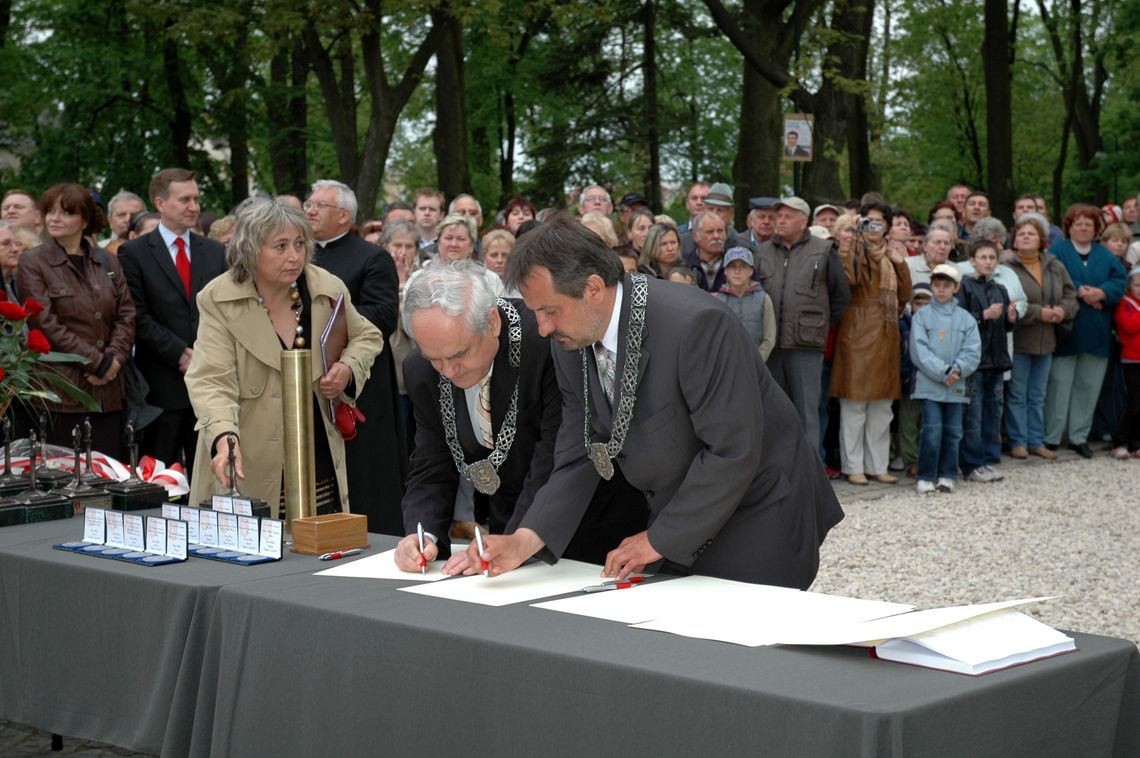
[26,329,51,354]
[0,367,5,382]
[0,301,27,321]
[21,298,44,318]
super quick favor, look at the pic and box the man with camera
[755,197,850,451]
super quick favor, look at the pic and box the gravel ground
[4,446,1136,754]
[813,448,1140,647]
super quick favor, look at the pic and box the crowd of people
[2,169,1138,585]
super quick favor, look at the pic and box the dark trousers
[1114,364,1140,451]
[918,400,964,482]
[562,465,649,566]
[43,411,124,462]
[143,408,197,477]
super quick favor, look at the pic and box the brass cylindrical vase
[281,349,316,530]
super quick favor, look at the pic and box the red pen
[416,522,427,574]
[318,548,364,561]
[604,576,645,585]
[581,581,641,593]
[473,525,489,577]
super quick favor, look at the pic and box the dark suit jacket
[312,233,408,534]
[118,228,227,409]
[520,275,845,589]
[401,302,560,558]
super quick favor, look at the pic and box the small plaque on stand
[103,423,165,511]
[0,418,30,498]
[8,431,71,523]
[31,413,72,493]
[199,434,269,516]
[57,426,112,516]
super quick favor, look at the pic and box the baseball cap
[911,282,933,301]
[748,196,779,211]
[813,203,841,217]
[723,246,754,268]
[619,192,648,209]
[772,197,811,217]
[931,263,962,284]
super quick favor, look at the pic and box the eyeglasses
[303,201,340,212]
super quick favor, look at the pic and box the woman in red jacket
[1113,265,1140,459]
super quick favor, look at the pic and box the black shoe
[1069,443,1093,459]
[1045,443,1059,451]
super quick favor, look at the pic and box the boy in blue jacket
[911,264,981,493]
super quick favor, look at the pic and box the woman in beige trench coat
[186,200,382,516]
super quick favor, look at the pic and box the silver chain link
[581,274,648,460]
[439,299,522,481]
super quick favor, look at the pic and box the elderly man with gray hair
[305,178,407,535]
[395,261,630,574]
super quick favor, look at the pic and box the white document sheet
[559,580,912,633]
[621,580,915,646]
[397,558,606,606]
[756,596,1059,647]
[314,546,464,582]
[873,608,1075,675]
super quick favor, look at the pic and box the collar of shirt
[599,281,624,355]
[158,223,191,262]
[316,230,350,249]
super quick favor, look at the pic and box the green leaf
[37,351,94,364]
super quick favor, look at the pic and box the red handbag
[334,402,366,441]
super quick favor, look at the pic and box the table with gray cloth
[189,540,1140,758]
[0,512,329,756]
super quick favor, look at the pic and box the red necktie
[174,237,191,299]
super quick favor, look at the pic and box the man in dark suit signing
[119,168,227,477]
[306,179,407,534]
[471,213,844,589]
[394,261,645,574]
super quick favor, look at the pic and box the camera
[856,218,886,234]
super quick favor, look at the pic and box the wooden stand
[289,513,368,555]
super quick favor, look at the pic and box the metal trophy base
[104,481,166,511]
[0,476,31,498]
[198,497,271,518]
[0,500,27,527]
[8,488,73,523]
[59,485,113,516]
[32,468,72,493]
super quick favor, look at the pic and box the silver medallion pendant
[589,442,614,480]
[466,459,502,495]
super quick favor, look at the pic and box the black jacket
[312,233,407,534]
[118,228,227,410]
[401,301,560,558]
[955,274,1015,372]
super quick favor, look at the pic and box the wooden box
[290,513,369,555]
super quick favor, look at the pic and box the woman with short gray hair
[186,199,383,517]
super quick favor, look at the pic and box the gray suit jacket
[520,274,843,589]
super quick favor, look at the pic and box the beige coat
[186,265,383,516]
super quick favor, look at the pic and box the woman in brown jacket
[17,183,135,457]
[829,201,912,485]
[1004,217,1078,459]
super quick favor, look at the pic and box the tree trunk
[643,0,661,211]
[983,0,1014,222]
[162,18,192,167]
[433,5,471,200]
[268,39,310,199]
[734,59,782,224]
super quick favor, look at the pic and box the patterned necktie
[174,237,191,299]
[594,342,616,405]
[477,376,494,448]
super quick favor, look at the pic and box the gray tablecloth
[0,512,331,756]
[188,542,1140,758]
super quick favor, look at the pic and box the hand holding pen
[395,529,438,573]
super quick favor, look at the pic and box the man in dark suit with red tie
[119,168,227,477]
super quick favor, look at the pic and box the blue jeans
[1007,352,1052,449]
[918,400,964,482]
[960,370,1004,472]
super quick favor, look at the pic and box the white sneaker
[966,468,995,483]
[916,480,937,494]
[984,465,1004,481]
[936,477,955,493]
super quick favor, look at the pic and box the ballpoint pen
[318,548,364,561]
[580,581,641,593]
[416,522,427,574]
[473,525,489,577]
